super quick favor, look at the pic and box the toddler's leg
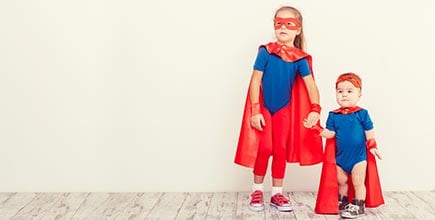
[337,166,349,212]
[337,166,349,197]
[341,161,367,218]
[351,161,368,200]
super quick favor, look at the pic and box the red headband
[336,74,362,88]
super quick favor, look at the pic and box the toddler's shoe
[339,195,349,213]
[341,199,365,219]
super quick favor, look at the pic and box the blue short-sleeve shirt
[253,47,311,114]
[326,108,374,173]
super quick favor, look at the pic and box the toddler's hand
[370,148,383,160]
[251,114,265,131]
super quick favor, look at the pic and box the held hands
[303,104,321,128]
[303,111,320,128]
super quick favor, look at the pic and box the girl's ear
[296,28,302,36]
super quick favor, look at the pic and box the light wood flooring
[0,191,434,219]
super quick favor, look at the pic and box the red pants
[253,105,290,179]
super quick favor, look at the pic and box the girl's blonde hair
[274,6,306,50]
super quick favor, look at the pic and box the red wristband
[311,124,324,134]
[311,103,321,113]
[366,138,377,150]
[251,103,261,115]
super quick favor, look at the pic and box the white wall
[1,0,434,192]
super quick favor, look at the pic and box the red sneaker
[248,190,264,211]
[270,193,293,212]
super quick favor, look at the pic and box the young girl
[234,6,323,212]
[309,73,384,218]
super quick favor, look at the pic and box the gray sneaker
[338,195,349,213]
[341,199,365,219]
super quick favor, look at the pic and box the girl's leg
[272,178,283,187]
[271,105,290,182]
[252,109,272,178]
[254,175,265,184]
[249,110,272,211]
[269,106,292,212]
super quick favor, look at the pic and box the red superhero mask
[273,17,301,30]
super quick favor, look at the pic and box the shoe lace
[274,193,289,203]
[251,191,263,202]
[345,203,359,212]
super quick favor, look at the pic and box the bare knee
[337,166,348,186]
[351,161,367,186]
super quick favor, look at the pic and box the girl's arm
[302,75,320,127]
[302,75,320,105]
[249,70,263,105]
[249,70,265,131]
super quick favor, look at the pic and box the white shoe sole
[341,212,366,219]
[270,203,293,212]
[249,204,264,212]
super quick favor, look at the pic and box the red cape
[234,42,323,167]
[314,138,384,214]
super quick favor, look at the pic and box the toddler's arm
[366,129,383,160]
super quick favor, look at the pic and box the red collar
[262,42,309,62]
[332,106,362,114]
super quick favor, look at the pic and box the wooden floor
[0,191,434,219]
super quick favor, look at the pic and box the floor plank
[115,192,162,220]
[41,192,89,220]
[83,192,136,220]
[69,192,113,220]
[412,191,435,212]
[363,206,389,220]
[387,191,435,220]
[289,192,326,220]
[145,192,187,220]
[0,191,433,219]
[0,193,38,219]
[379,191,419,220]
[176,192,213,220]
[11,193,62,219]
[205,192,237,220]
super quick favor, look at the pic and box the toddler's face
[336,81,361,108]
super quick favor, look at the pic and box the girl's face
[336,81,362,108]
[274,10,301,46]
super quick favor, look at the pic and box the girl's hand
[251,114,265,131]
[370,148,383,160]
[303,112,320,128]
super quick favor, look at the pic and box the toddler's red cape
[314,138,384,214]
[234,42,323,167]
